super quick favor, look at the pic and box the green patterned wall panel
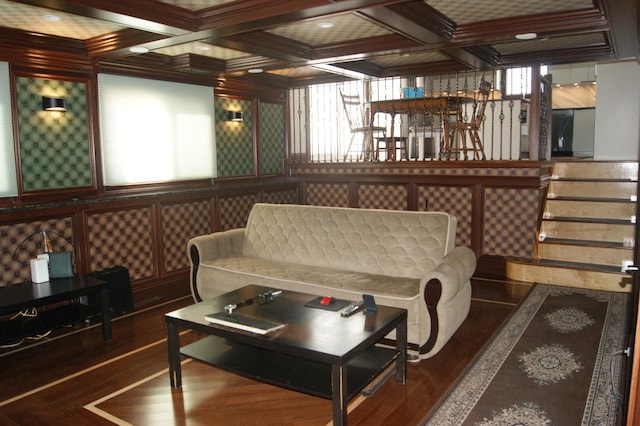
[215,97,254,177]
[16,77,91,191]
[259,102,285,175]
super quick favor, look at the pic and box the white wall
[594,60,640,160]
[572,108,595,157]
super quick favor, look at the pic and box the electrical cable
[1,307,53,348]
[11,229,75,267]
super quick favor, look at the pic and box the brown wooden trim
[454,9,609,43]
[85,29,171,58]
[132,272,191,309]
[421,278,442,355]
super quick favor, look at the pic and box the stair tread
[546,196,635,203]
[537,259,623,273]
[551,177,637,182]
[543,216,633,224]
[541,237,629,248]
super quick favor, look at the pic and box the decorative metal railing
[288,68,552,162]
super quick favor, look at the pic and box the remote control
[340,302,365,317]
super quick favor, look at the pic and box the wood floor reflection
[0,278,530,425]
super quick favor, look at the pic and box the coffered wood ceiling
[0,0,637,87]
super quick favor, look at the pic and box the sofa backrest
[243,203,457,279]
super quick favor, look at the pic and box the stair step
[537,259,623,273]
[545,199,636,221]
[543,237,627,248]
[538,242,633,268]
[506,258,632,292]
[551,161,638,180]
[540,217,635,244]
[548,180,637,199]
[543,216,634,225]
[547,196,636,203]
[552,177,638,183]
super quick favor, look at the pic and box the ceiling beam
[599,0,639,59]
[355,1,499,70]
[453,8,609,44]
[10,0,195,35]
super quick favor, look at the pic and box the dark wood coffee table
[165,285,407,425]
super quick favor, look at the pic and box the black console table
[0,275,111,343]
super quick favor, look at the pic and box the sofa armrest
[418,246,476,357]
[187,228,246,301]
[423,246,476,304]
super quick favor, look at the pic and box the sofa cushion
[243,204,456,279]
[201,256,421,299]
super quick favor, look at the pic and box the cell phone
[362,294,377,312]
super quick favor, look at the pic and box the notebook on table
[204,312,285,335]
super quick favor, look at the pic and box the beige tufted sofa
[188,203,476,360]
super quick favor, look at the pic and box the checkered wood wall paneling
[418,185,473,247]
[357,184,408,210]
[262,188,298,205]
[218,193,259,231]
[16,77,92,191]
[0,217,74,285]
[215,97,255,177]
[86,207,155,281]
[483,187,539,258]
[161,200,212,273]
[304,182,350,207]
[259,102,286,176]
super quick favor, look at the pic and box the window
[98,74,216,186]
[306,78,407,161]
[0,62,17,196]
[504,65,548,96]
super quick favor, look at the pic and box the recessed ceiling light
[248,68,263,74]
[318,22,334,29]
[515,33,537,40]
[196,44,210,51]
[129,46,149,53]
[43,14,61,21]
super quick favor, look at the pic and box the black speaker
[88,266,134,316]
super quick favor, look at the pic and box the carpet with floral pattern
[422,284,629,425]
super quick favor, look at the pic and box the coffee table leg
[331,364,347,425]
[396,312,407,384]
[167,321,181,388]
[100,286,112,342]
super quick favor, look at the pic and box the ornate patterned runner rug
[422,284,629,425]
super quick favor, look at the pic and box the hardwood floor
[0,278,532,425]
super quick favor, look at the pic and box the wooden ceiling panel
[0,0,635,86]
[426,0,594,25]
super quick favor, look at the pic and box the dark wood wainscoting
[0,180,299,309]
[0,161,550,309]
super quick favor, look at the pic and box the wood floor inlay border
[83,359,194,425]
[0,331,189,407]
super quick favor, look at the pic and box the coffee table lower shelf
[181,335,399,400]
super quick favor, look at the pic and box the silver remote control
[340,301,365,317]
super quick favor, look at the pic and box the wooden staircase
[507,160,638,292]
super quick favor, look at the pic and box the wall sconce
[42,96,66,112]
[227,111,243,122]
